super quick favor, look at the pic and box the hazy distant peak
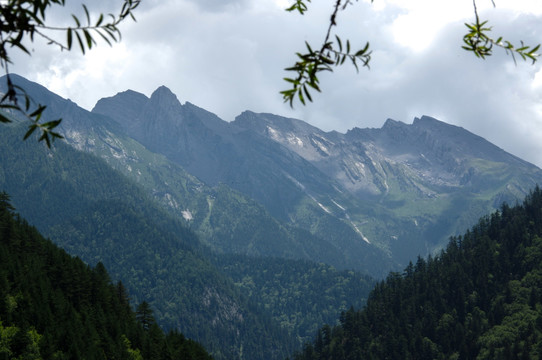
[117,89,149,101]
[92,89,151,132]
[92,89,148,111]
[412,115,447,128]
[233,111,324,137]
[382,118,404,128]
[151,85,173,95]
[238,110,257,117]
[121,89,147,97]
[233,111,276,131]
[150,85,180,104]
[414,115,438,123]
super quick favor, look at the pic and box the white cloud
[7,0,542,167]
[183,0,249,12]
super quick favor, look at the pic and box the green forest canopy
[0,191,212,360]
[293,186,542,359]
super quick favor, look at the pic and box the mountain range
[0,74,374,359]
[4,74,542,271]
[91,77,541,268]
[1,74,542,358]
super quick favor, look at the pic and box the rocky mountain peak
[412,115,467,136]
[92,90,149,132]
[148,85,183,111]
[150,85,177,100]
[413,115,439,124]
[232,111,267,132]
[234,111,326,141]
[379,118,413,144]
[382,118,405,129]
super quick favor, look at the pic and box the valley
[1,74,542,359]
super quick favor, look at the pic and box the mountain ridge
[3,74,542,269]
[91,84,389,272]
[3,74,542,358]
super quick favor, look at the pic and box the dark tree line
[293,186,542,359]
[0,192,212,359]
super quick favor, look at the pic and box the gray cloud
[283,8,542,166]
[8,0,542,167]
[184,0,249,12]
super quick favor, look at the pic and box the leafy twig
[0,0,140,146]
[462,0,540,64]
[281,0,372,106]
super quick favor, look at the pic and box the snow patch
[313,133,334,145]
[284,172,305,190]
[353,161,366,176]
[163,193,179,209]
[266,126,281,141]
[311,137,329,155]
[65,130,85,150]
[182,209,193,221]
[350,221,370,243]
[308,194,331,214]
[286,133,304,147]
[317,202,331,214]
[331,199,346,211]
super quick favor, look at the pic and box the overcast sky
[10,0,542,167]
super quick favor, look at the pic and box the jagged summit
[413,114,439,124]
[233,111,326,140]
[149,85,181,106]
[151,85,175,97]
[93,86,181,128]
[111,88,148,100]
[382,118,404,128]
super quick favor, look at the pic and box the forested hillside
[294,186,542,359]
[216,255,374,345]
[0,192,212,359]
[0,124,295,360]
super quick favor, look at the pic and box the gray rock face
[92,89,148,134]
[93,89,339,220]
[90,85,542,265]
[5,74,542,269]
[233,112,537,198]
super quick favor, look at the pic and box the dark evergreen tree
[293,186,542,359]
[0,194,213,359]
[136,301,155,331]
